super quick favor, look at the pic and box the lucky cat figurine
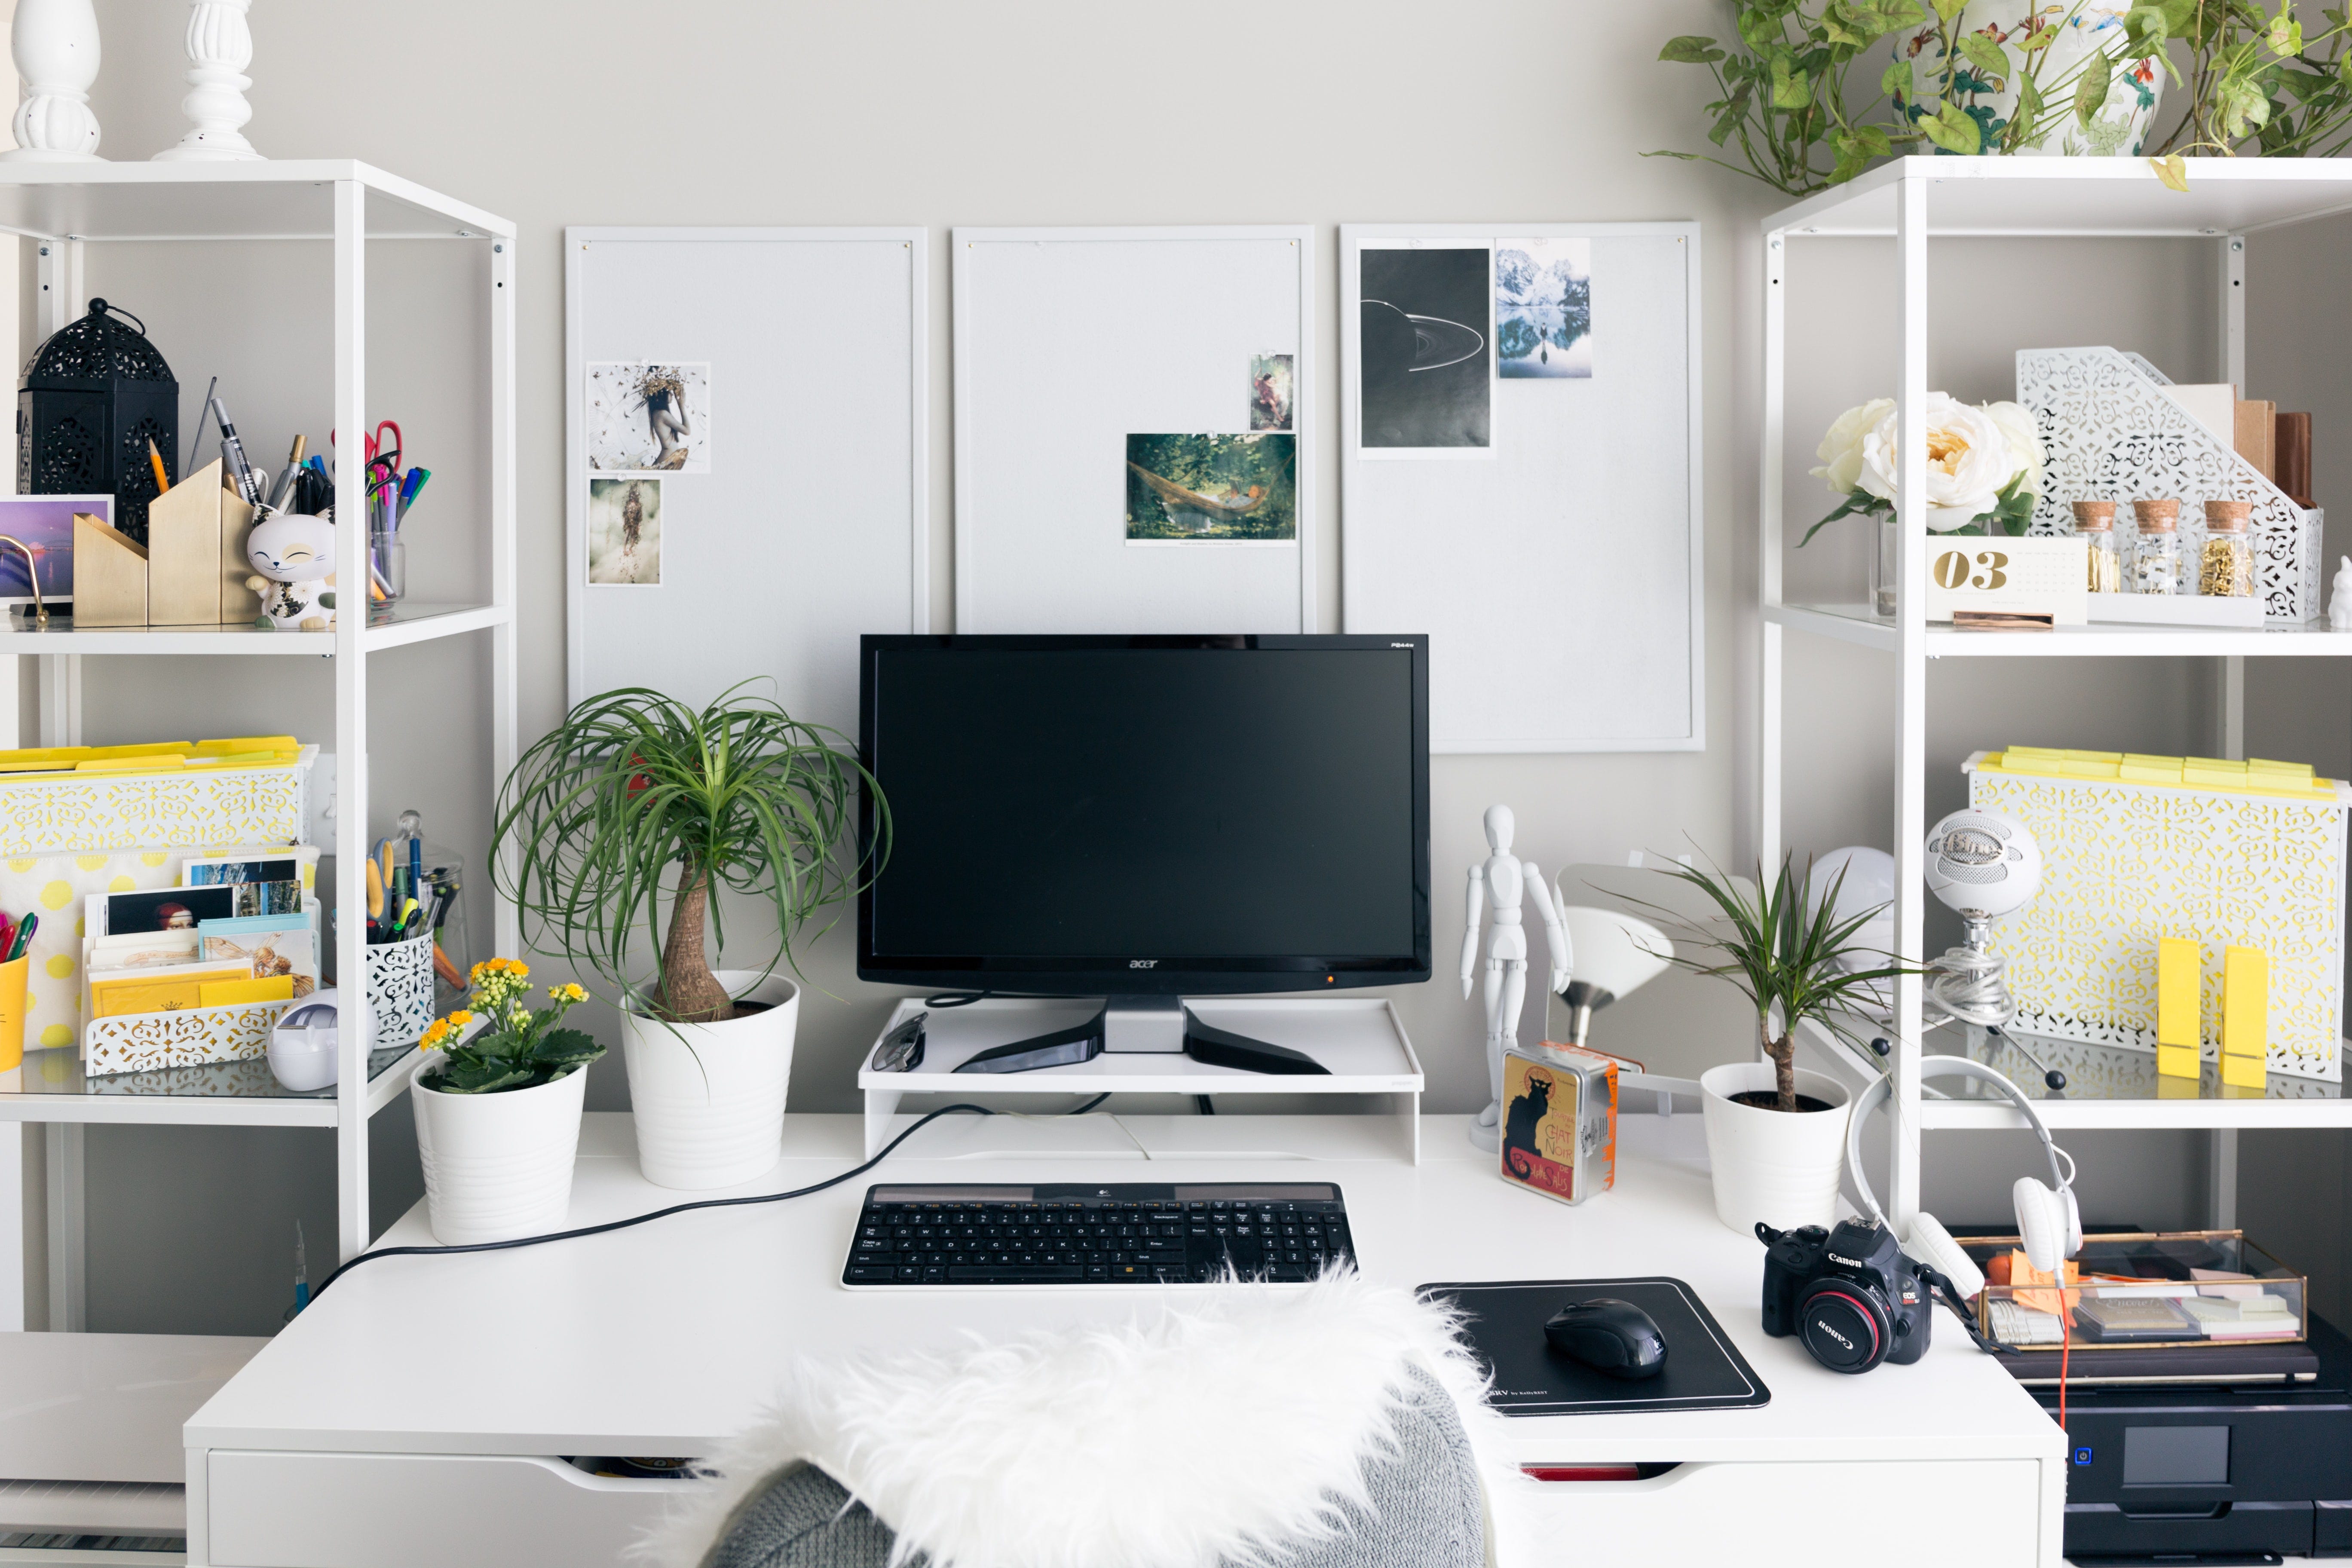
[244,512,338,631]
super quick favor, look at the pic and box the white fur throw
[645,1270,1519,1568]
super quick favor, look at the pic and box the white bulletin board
[953,227,1314,633]
[564,228,926,733]
[1341,223,1703,753]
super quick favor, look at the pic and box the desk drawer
[1497,1458,2044,1567]
[205,1451,684,1568]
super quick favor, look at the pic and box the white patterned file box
[365,931,436,1050]
[0,744,314,856]
[1966,750,2349,1081]
[2017,347,2322,622]
[84,998,294,1076]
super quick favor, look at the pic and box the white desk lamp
[1551,903,1673,1052]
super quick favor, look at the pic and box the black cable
[313,1093,1111,1302]
[1195,1095,1215,1115]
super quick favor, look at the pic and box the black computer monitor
[856,634,1430,999]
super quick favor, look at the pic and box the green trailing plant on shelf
[416,960,603,1094]
[1652,0,2352,196]
[1624,853,1916,1114]
[492,682,890,1027]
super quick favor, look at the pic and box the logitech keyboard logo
[1130,959,1158,968]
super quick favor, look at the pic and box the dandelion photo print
[588,475,662,585]
[1357,245,1491,454]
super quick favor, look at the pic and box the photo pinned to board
[586,361,710,474]
[588,475,663,586]
[1496,237,1592,380]
[1250,353,1294,432]
[1357,244,1493,456]
[1125,433,1297,545]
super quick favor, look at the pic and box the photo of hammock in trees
[1124,432,1296,544]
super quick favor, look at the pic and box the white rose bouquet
[1801,392,2043,543]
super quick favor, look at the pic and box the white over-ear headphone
[1847,1058,2081,1299]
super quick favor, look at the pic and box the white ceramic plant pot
[621,970,799,1191]
[1699,1061,1853,1237]
[411,1057,589,1245]
[1896,3,2163,157]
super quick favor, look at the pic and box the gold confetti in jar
[2072,501,2121,594]
[2132,499,2180,595]
[2201,500,2254,598]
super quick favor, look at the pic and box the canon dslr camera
[1758,1218,1933,1374]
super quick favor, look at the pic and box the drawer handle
[1521,1464,1679,1483]
[2119,1502,2230,1522]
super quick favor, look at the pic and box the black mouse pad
[1417,1277,1772,1416]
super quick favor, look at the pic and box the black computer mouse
[1544,1298,1669,1380]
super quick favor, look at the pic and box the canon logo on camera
[1813,1318,1854,1349]
[1826,1253,1865,1268]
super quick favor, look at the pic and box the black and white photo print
[1357,246,1492,454]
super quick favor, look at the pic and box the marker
[206,385,263,508]
[409,835,423,916]
[8,911,37,962]
[396,466,430,525]
[294,1221,309,1315]
[364,857,385,938]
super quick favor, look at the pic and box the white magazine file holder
[2017,346,2322,622]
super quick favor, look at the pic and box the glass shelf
[1916,1028,2349,1129]
[0,1040,423,1125]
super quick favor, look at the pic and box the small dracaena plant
[1624,853,1917,1114]
[419,959,606,1094]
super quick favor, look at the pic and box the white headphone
[1847,1057,2081,1300]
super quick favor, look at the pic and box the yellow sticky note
[2222,1053,2267,1090]
[2223,945,2268,1060]
[2157,937,2201,1078]
[199,975,295,1008]
[2157,1069,2203,1099]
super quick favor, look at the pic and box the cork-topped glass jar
[2132,499,2180,594]
[2073,501,2122,594]
[2201,500,2254,598]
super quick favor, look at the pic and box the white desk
[183,1112,2065,1567]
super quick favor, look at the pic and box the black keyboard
[842,1182,1355,1287]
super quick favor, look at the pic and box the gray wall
[27,0,2340,1335]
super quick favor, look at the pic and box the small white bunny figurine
[2332,556,2352,632]
[244,513,338,631]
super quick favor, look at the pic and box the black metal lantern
[17,299,179,544]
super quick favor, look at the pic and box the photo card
[1125,433,1298,544]
[0,493,106,602]
[1496,237,1592,380]
[1250,353,1294,432]
[1357,245,1494,455]
[100,884,236,936]
[586,361,711,474]
[588,475,663,586]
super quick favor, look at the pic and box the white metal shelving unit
[1761,158,2352,1234]
[0,163,518,1340]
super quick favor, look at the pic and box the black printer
[2034,1311,2352,1563]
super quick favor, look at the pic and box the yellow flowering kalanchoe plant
[418,958,605,1094]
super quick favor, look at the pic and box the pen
[263,435,307,515]
[409,835,423,914]
[8,912,37,962]
[293,1221,308,1315]
[147,438,169,497]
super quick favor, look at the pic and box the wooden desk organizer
[73,458,257,627]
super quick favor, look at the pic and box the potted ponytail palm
[1632,854,1910,1237]
[495,683,888,1191]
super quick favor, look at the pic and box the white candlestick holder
[153,0,260,162]
[3,0,103,163]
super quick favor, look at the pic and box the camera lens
[1799,1286,1884,1373]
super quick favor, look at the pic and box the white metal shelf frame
[1759,158,2352,1233]
[0,164,518,1338]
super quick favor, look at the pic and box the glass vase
[1870,515,1899,618]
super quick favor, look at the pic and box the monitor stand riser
[951,997,1329,1077]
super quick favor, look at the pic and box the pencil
[147,439,169,496]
